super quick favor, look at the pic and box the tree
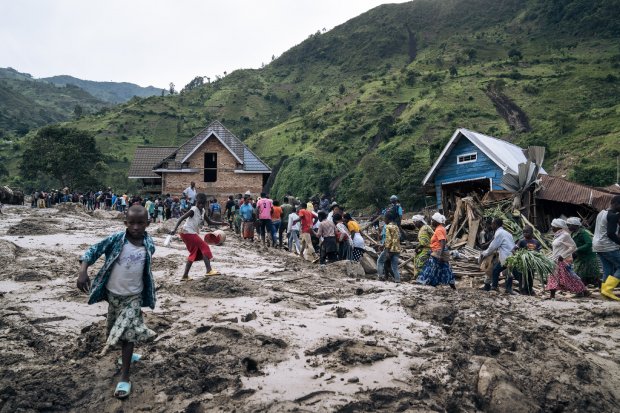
[508,48,523,62]
[338,84,346,95]
[183,76,205,92]
[73,104,83,118]
[20,125,104,190]
[169,82,175,95]
[449,65,458,77]
[0,160,7,178]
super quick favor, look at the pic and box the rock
[345,261,365,277]
[241,312,257,322]
[360,255,377,274]
[347,377,360,383]
[477,358,538,413]
[336,307,350,318]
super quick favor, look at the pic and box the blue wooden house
[422,128,544,210]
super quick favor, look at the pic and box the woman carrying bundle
[546,218,589,299]
[416,213,456,288]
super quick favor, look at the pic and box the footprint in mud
[305,338,396,366]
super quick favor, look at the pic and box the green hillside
[42,75,165,104]
[0,67,109,137]
[3,0,620,208]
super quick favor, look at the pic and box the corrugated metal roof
[128,147,177,178]
[536,175,615,211]
[423,128,546,185]
[602,183,620,194]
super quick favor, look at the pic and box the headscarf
[566,217,581,226]
[412,214,427,224]
[431,212,446,224]
[551,218,568,229]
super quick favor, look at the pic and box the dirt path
[0,206,618,412]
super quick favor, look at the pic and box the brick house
[129,121,271,198]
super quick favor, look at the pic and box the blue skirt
[417,256,456,286]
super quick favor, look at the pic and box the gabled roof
[154,120,271,173]
[422,128,545,185]
[128,146,177,178]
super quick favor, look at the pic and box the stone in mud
[241,311,257,322]
[360,255,377,274]
[401,298,457,326]
[336,307,350,318]
[477,358,537,413]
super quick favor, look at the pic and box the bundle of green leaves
[506,249,555,288]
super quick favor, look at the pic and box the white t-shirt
[183,206,203,234]
[288,212,300,232]
[184,186,197,204]
[107,241,146,296]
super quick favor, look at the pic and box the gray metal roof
[128,146,177,178]
[152,120,270,173]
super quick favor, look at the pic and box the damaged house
[129,121,271,198]
[422,128,545,211]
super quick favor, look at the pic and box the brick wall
[161,136,265,200]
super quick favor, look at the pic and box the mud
[0,206,619,412]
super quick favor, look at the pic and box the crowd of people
[222,191,390,269]
[70,182,619,399]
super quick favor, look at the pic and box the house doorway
[441,178,491,212]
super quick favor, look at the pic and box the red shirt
[298,209,315,233]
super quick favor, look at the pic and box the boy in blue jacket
[77,205,157,399]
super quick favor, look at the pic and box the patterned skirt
[546,261,587,293]
[351,247,365,262]
[103,293,156,354]
[417,256,456,287]
[414,248,431,274]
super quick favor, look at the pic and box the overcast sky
[0,0,409,89]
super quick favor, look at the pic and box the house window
[457,152,477,164]
[204,152,217,182]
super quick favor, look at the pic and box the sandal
[117,353,141,366]
[180,276,191,282]
[206,270,220,276]
[114,381,132,399]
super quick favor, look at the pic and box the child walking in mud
[170,192,227,280]
[76,205,157,399]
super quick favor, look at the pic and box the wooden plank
[467,218,480,248]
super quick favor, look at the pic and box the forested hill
[42,75,164,104]
[0,67,165,138]
[0,67,109,137]
[3,0,620,208]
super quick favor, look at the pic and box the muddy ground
[0,205,618,412]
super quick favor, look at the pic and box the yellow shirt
[384,223,401,253]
